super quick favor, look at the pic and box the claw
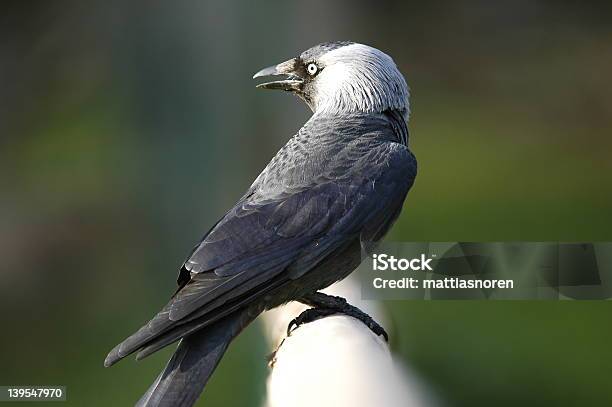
[295,292,390,342]
[287,318,298,336]
[285,307,337,337]
[366,319,389,342]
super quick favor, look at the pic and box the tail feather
[135,318,207,361]
[105,278,283,368]
[134,285,281,362]
[135,309,256,407]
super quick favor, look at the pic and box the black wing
[105,140,416,366]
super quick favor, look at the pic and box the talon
[369,322,389,342]
[287,318,298,336]
[285,307,338,337]
[297,292,389,342]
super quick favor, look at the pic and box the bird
[104,41,417,407]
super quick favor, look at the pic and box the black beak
[253,58,303,92]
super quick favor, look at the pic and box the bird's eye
[307,63,318,76]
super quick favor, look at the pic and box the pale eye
[307,63,318,75]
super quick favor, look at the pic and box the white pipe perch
[260,277,439,407]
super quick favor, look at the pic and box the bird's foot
[290,291,389,341]
[287,307,338,336]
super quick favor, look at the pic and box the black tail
[135,309,256,407]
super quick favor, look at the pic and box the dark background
[1,1,611,406]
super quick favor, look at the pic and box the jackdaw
[104,41,417,407]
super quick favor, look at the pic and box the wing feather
[106,115,417,366]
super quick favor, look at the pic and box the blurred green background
[1,1,611,406]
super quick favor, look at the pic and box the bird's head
[254,41,409,117]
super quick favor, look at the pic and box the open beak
[253,58,303,92]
